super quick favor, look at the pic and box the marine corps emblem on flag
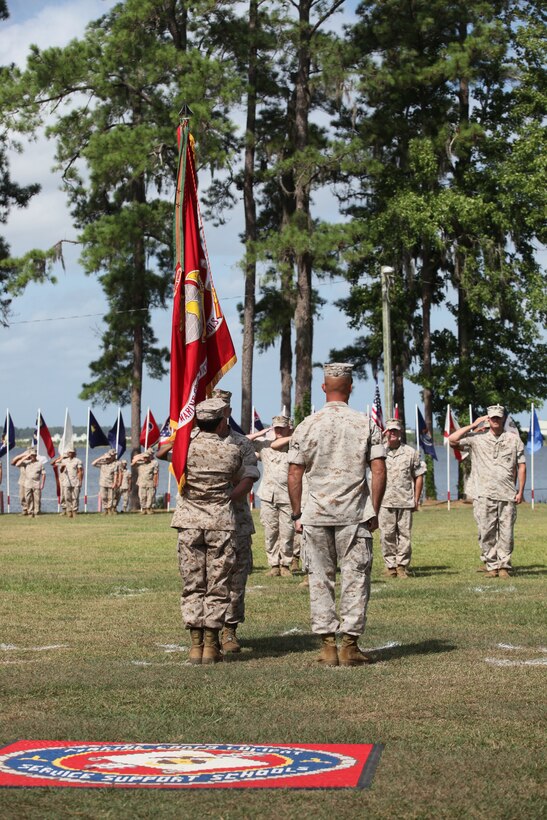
[0,741,382,790]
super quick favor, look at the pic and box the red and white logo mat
[0,741,382,790]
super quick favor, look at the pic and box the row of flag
[370,383,544,458]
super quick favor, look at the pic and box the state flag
[59,410,74,455]
[88,411,109,448]
[108,413,126,459]
[417,407,437,460]
[443,406,465,462]
[526,408,544,453]
[140,410,161,448]
[0,413,15,458]
[253,408,264,432]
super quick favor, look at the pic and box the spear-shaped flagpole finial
[178,104,194,121]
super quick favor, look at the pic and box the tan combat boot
[202,628,223,664]
[383,567,397,578]
[222,624,241,654]
[188,628,204,665]
[266,566,281,577]
[338,634,375,667]
[298,574,310,589]
[498,568,511,579]
[396,566,410,578]
[317,634,339,667]
[280,565,293,578]
[290,557,300,573]
[484,569,498,578]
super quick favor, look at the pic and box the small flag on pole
[0,413,15,458]
[253,408,265,432]
[229,417,245,435]
[158,417,173,447]
[108,413,126,459]
[140,410,161,447]
[371,384,384,431]
[33,412,61,499]
[417,407,437,460]
[443,406,464,462]
[88,411,110,448]
[526,407,544,453]
[59,410,74,455]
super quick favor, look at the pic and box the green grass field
[1,505,545,819]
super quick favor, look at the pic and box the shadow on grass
[410,565,457,577]
[514,564,547,577]
[373,638,457,662]
[229,635,457,663]
[230,632,318,660]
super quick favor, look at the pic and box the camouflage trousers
[476,497,517,570]
[473,499,486,562]
[292,531,301,560]
[379,507,413,568]
[19,484,27,514]
[177,528,236,630]
[260,500,294,568]
[100,486,116,512]
[61,485,80,514]
[305,523,373,636]
[139,486,155,511]
[119,488,130,512]
[24,487,41,516]
[225,534,253,625]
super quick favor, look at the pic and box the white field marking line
[109,587,151,597]
[0,643,69,652]
[496,643,523,650]
[247,585,266,591]
[156,644,188,653]
[280,627,305,636]
[130,660,192,667]
[485,657,547,667]
[1,659,40,665]
[362,640,401,652]
[471,585,517,594]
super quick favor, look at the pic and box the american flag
[371,384,384,431]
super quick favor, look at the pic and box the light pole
[380,265,394,420]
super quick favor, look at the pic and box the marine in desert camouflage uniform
[12,451,29,515]
[54,449,83,517]
[117,460,131,512]
[170,398,245,665]
[379,418,426,578]
[248,415,295,577]
[288,363,386,667]
[22,449,46,518]
[212,389,260,654]
[92,449,120,514]
[449,404,526,578]
[132,449,159,514]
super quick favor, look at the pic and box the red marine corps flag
[169,115,237,488]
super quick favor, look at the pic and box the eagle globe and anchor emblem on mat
[0,742,371,788]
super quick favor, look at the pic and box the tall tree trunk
[421,246,436,499]
[280,320,293,416]
[393,361,406,440]
[293,0,313,413]
[240,0,258,433]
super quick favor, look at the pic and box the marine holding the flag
[167,117,240,662]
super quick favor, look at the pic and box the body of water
[1,441,546,514]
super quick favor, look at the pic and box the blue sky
[0,0,541,433]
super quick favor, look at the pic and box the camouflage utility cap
[487,404,505,418]
[323,362,353,379]
[385,418,402,431]
[195,397,226,422]
[272,415,290,428]
[212,388,232,404]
